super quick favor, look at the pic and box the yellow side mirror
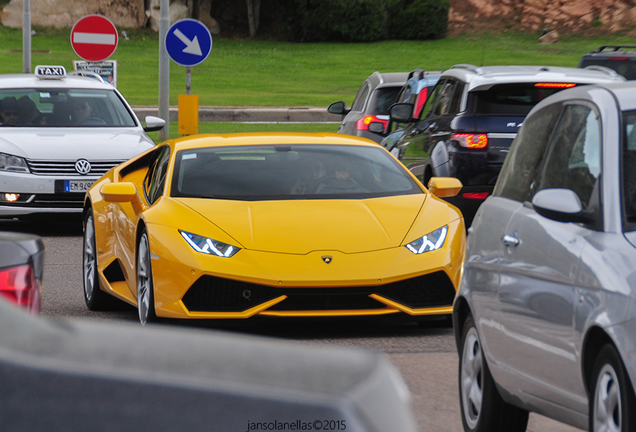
[100,182,138,203]
[427,177,463,198]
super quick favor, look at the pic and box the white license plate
[64,180,94,193]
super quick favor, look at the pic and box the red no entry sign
[71,15,118,62]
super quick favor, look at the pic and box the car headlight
[0,153,29,173]
[180,230,240,257]
[405,225,448,254]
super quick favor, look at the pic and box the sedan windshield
[623,110,636,228]
[171,144,422,200]
[0,88,137,127]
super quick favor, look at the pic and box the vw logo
[322,256,332,264]
[75,159,91,175]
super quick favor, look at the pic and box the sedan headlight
[180,230,240,257]
[0,153,29,173]
[405,225,448,255]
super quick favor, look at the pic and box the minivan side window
[536,104,602,210]
[494,103,563,202]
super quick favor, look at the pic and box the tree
[246,0,261,37]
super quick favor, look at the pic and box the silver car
[453,81,636,432]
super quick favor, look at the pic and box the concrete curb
[132,106,341,123]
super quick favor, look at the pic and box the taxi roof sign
[35,66,67,79]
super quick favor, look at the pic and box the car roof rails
[450,64,483,74]
[408,69,425,80]
[583,65,620,77]
[593,45,636,53]
[68,70,106,84]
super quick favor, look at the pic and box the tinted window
[580,58,636,80]
[0,88,136,127]
[369,87,401,116]
[536,104,601,210]
[433,81,457,116]
[494,103,563,202]
[469,83,574,116]
[144,146,171,205]
[420,79,445,120]
[622,110,636,228]
[351,83,370,112]
[172,145,422,201]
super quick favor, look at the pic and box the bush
[388,0,449,40]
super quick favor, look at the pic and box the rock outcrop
[449,0,636,35]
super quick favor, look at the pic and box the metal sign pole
[186,66,191,95]
[158,0,170,141]
[22,0,31,73]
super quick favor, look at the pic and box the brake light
[462,192,490,200]
[534,83,576,88]
[0,264,41,314]
[355,115,387,132]
[414,87,428,118]
[610,57,629,61]
[453,134,488,149]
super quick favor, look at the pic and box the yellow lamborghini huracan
[82,133,465,325]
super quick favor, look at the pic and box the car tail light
[610,56,629,61]
[355,115,387,132]
[534,83,576,88]
[462,192,490,200]
[414,87,428,118]
[453,134,488,149]
[0,264,41,314]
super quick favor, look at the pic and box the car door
[495,102,602,413]
[114,145,170,296]
[471,102,563,366]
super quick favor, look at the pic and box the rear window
[171,144,422,201]
[369,87,401,116]
[623,110,636,229]
[579,58,636,80]
[469,83,574,116]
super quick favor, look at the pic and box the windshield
[623,110,636,229]
[469,83,575,116]
[171,144,422,201]
[0,88,137,127]
[370,87,401,116]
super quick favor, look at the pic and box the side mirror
[143,116,166,132]
[101,182,139,203]
[368,122,385,134]
[532,188,587,223]
[427,177,462,197]
[389,103,415,123]
[328,101,349,115]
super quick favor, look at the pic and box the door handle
[502,234,520,246]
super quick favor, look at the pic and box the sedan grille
[181,271,456,313]
[26,159,124,176]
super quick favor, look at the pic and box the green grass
[2,26,636,107]
[146,121,339,143]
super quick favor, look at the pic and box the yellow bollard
[178,94,199,135]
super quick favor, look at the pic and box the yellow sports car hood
[176,194,426,254]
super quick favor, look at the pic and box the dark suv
[387,64,624,226]
[328,71,408,144]
[578,45,636,80]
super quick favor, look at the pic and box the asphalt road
[2,217,583,432]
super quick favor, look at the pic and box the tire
[459,315,529,432]
[137,229,159,325]
[83,209,117,310]
[589,344,636,432]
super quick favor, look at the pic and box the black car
[328,71,408,144]
[578,45,636,80]
[387,64,624,226]
[0,231,43,314]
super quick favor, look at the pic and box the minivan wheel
[590,344,636,432]
[459,315,529,432]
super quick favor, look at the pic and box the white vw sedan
[0,65,164,219]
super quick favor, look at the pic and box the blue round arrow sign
[165,19,212,67]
